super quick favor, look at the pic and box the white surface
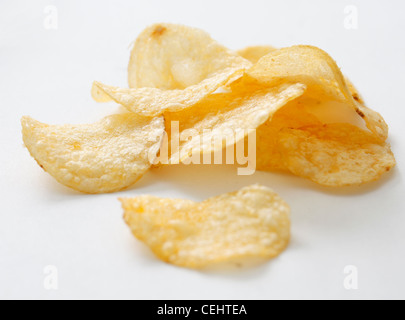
[0,0,404,300]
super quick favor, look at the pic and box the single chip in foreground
[21,114,164,194]
[121,185,291,269]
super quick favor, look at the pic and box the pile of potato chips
[22,23,395,193]
[21,24,396,269]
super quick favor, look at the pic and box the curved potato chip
[128,23,251,89]
[163,83,306,164]
[237,45,277,64]
[277,124,396,187]
[246,46,387,142]
[93,24,251,117]
[121,185,291,269]
[21,114,164,194]
[91,70,244,117]
[255,79,388,174]
[246,45,352,102]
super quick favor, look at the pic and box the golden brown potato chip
[277,123,396,187]
[21,114,164,194]
[128,23,251,89]
[237,45,277,64]
[163,83,306,165]
[121,185,291,269]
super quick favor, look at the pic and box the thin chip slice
[128,23,251,89]
[92,24,251,117]
[21,114,164,194]
[92,71,244,117]
[246,45,352,103]
[237,45,277,64]
[163,83,306,165]
[246,46,387,141]
[121,185,291,269]
[277,123,396,187]
[255,78,387,173]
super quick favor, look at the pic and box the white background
[1,0,404,300]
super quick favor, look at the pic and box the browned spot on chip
[356,108,365,118]
[152,26,167,37]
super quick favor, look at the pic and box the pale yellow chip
[163,83,306,165]
[237,45,277,64]
[128,23,251,89]
[92,73,244,117]
[21,114,164,194]
[253,76,389,175]
[246,45,352,103]
[121,185,291,269]
[246,45,387,142]
[92,24,251,117]
[277,123,396,187]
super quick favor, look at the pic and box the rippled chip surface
[121,185,291,269]
[92,73,245,117]
[21,114,164,194]
[277,124,396,186]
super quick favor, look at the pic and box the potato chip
[246,46,387,142]
[246,45,351,102]
[21,114,164,194]
[253,77,389,175]
[128,23,251,89]
[92,72,244,117]
[237,45,277,64]
[163,83,306,164]
[277,124,396,187]
[121,185,291,269]
[92,24,251,117]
